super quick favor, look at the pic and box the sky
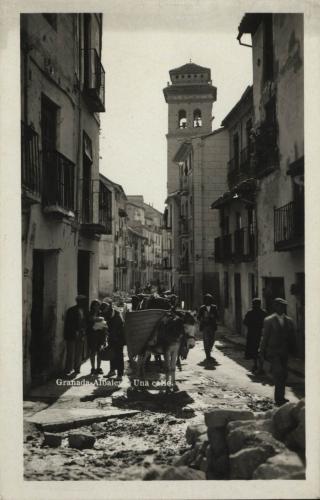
[99,1,253,211]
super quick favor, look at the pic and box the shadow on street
[216,339,305,399]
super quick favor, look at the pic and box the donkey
[136,311,196,391]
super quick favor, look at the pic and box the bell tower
[163,62,217,194]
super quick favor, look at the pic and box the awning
[211,191,255,209]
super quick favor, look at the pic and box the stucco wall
[22,14,103,390]
[253,14,304,321]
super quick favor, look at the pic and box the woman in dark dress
[243,298,267,372]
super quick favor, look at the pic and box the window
[42,14,57,30]
[233,133,239,168]
[99,183,112,234]
[263,14,274,82]
[248,273,256,303]
[178,110,187,129]
[236,212,242,230]
[41,95,58,155]
[265,97,276,127]
[224,272,229,308]
[193,109,202,128]
[246,118,253,152]
[263,277,285,313]
[82,132,92,223]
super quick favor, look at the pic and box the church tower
[163,62,217,194]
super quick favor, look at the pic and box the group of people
[197,293,296,407]
[243,296,296,406]
[64,290,296,407]
[64,296,125,380]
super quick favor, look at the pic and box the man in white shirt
[198,293,219,362]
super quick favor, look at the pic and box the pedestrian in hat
[243,298,267,373]
[64,295,87,376]
[198,293,219,362]
[101,299,126,381]
[259,298,296,406]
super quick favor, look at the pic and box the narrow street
[24,333,304,481]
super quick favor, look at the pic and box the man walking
[198,293,219,362]
[101,299,125,381]
[259,298,296,406]
[243,298,267,373]
[64,295,87,376]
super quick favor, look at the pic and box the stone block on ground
[285,421,305,452]
[227,427,285,456]
[205,409,254,429]
[253,450,305,479]
[291,398,305,424]
[186,423,207,446]
[229,446,274,479]
[200,457,208,473]
[43,432,62,448]
[143,465,166,480]
[176,406,195,419]
[68,433,95,450]
[207,427,227,457]
[227,418,273,434]
[160,466,206,480]
[173,449,197,466]
[209,453,229,479]
[272,402,297,439]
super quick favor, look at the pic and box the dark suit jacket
[64,305,87,341]
[198,304,218,331]
[107,310,125,348]
[259,313,295,359]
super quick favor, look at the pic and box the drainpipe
[75,14,82,232]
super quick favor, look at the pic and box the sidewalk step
[26,408,140,432]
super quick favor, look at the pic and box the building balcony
[233,227,256,261]
[115,257,128,269]
[253,122,279,178]
[227,149,254,190]
[178,258,190,274]
[81,180,110,235]
[83,48,105,113]
[21,122,41,204]
[162,257,172,270]
[214,234,232,263]
[98,181,112,234]
[42,149,75,216]
[274,201,304,251]
[180,176,189,193]
[179,216,189,235]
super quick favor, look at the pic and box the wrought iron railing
[42,149,75,212]
[21,122,41,197]
[99,181,112,234]
[274,201,304,250]
[83,48,105,112]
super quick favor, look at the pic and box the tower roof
[169,62,211,78]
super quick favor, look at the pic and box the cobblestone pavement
[24,334,304,480]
